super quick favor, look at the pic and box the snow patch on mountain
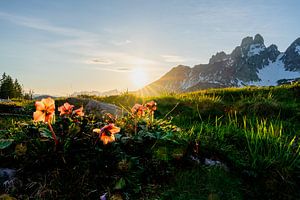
[247,44,266,57]
[295,46,300,55]
[255,54,300,86]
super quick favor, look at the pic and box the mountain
[138,34,300,96]
[71,89,120,97]
[33,94,57,100]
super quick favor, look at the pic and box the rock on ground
[85,100,125,117]
[66,97,126,117]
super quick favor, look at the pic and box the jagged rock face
[281,38,300,71]
[267,44,281,62]
[209,51,229,64]
[139,34,300,95]
[254,34,264,44]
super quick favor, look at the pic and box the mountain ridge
[71,89,120,97]
[138,34,300,96]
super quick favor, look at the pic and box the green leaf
[154,146,170,161]
[0,129,9,135]
[115,133,122,140]
[114,177,126,190]
[0,139,14,149]
[39,127,53,139]
[63,138,71,152]
[68,124,81,135]
[171,147,185,159]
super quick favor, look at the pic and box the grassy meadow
[1,83,300,199]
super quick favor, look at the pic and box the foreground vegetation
[1,83,300,199]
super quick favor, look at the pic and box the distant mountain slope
[71,89,120,97]
[138,34,300,96]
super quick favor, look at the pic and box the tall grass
[244,119,300,171]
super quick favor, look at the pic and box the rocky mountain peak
[285,38,300,53]
[253,34,264,44]
[282,37,300,71]
[267,44,278,51]
[172,65,191,70]
[209,51,229,64]
[162,65,190,80]
[241,36,254,47]
[266,44,280,62]
[291,37,300,45]
[238,34,267,59]
[240,34,264,47]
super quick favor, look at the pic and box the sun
[130,68,148,88]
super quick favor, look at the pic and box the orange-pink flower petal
[35,101,45,111]
[100,133,115,145]
[94,123,120,145]
[74,106,84,117]
[58,102,74,116]
[131,104,146,117]
[33,111,45,122]
[42,98,55,112]
[145,101,157,111]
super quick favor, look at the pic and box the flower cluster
[33,98,85,123]
[131,101,157,117]
[145,100,157,112]
[58,102,84,117]
[131,104,146,117]
[33,98,157,146]
[33,98,85,145]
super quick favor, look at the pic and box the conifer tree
[13,79,23,98]
[0,74,14,99]
[0,73,24,99]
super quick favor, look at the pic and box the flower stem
[134,119,137,135]
[48,123,59,145]
[151,111,154,124]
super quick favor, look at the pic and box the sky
[0,0,300,96]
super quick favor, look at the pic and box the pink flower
[33,97,58,145]
[58,102,74,116]
[74,106,84,117]
[93,124,121,145]
[131,104,146,117]
[145,101,157,112]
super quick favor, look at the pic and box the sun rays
[130,68,148,88]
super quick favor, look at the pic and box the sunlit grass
[1,82,300,199]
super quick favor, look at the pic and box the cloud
[0,11,96,38]
[0,11,103,57]
[86,58,115,65]
[117,67,131,71]
[90,66,132,73]
[161,55,185,63]
[111,39,132,46]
